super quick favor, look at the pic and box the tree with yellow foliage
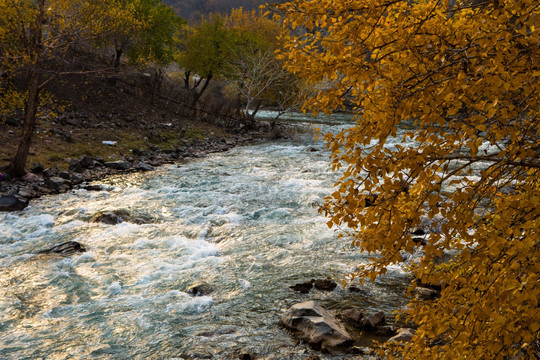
[0,0,180,178]
[0,0,97,178]
[275,0,539,358]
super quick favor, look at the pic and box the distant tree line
[162,0,289,23]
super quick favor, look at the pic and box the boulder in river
[0,195,29,211]
[186,283,214,296]
[340,308,365,327]
[279,300,353,353]
[413,287,440,300]
[92,210,130,225]
[387,328,415,344]
[290,280,314,293]
[360,311,386,330]
[313,279,337,291]
[38,241,86,256]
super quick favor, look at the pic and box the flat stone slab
[279,301,352,353]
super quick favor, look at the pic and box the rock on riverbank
[0,133,257,211]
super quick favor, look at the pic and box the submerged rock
[186,283,214,296]
[92,210,130,225]
[38,241,86,256]
[279,301,353,353]
[0,195,29,211]
[313,279,337,291]
[290,280,314,293]
[83,184,104,191]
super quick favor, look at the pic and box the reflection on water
[0,113,410,359]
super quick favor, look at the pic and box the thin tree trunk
[191,73,212,108]
[8,67,40,178]
[114,46,123,68]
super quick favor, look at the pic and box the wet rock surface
[186,283,214,296]
[387,328,415,343]
[38,241,87,256]
[0,195,29,211]
[279,301,353,353]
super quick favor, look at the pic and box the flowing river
[0,112,411,359]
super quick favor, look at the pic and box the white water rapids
[0,112,413,359]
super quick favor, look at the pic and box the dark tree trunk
[184,70,191,90]
[114,46,123,68]
[7,0,45,178]
[150,67,163,105]
[8,69,40,178]
[248,100,262,119]
[191,73,212,108]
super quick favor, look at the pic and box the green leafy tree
[175,15,235,108]
[90,0,183,68]
[275,0,539,358]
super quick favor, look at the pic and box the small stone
[22,172,42,183]
[30,162,44,173]
[18,186,33,198]
[58,171,71,180]
[71,173,84,184]
[136,162,154,172]
[104,161,130,170]
[43,167,58,177]
[68,159,83,173]
[46,177,69,192]
[79,155,94,168]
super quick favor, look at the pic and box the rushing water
[0,112,411,360]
